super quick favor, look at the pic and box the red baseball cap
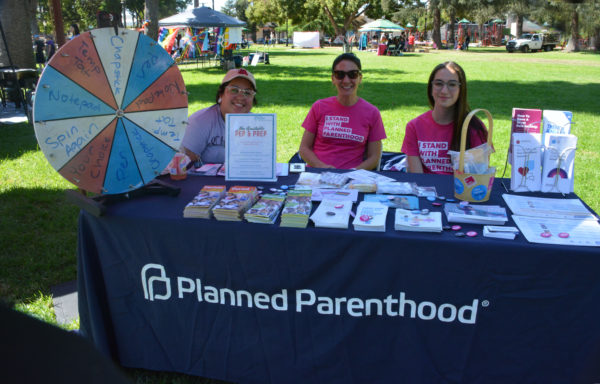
[221,68,256,91]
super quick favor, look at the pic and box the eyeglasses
[432,80,461,91]
[226,85,256,97]
[333,70,361,80]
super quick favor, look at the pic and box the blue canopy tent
[158,6,246,28]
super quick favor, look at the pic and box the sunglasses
[332,70,361,80]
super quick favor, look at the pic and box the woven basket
[453,109,495,202]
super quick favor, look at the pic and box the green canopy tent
[359,19,405,33]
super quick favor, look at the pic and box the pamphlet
[310,199,353,229]
[510,133,542,192]
[352,202,388,232]
[541,134,577,194]
[394,209,442,233]
[502,194,596,220]
[502,194,599,246]
[183,185,226,219]
[363,194,419,210]
[212,186,259,221]
[444,203,508,225]
[542,110,572,147]
[509,108,542,164]
[244,194,285,224]
[512,215,600,247]
[280,190,312,228]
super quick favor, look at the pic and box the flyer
[225,113,277,181]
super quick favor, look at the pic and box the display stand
[66,178,180,217]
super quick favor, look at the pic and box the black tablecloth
[78,172,600,383]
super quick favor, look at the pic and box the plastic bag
[448,142,493,174]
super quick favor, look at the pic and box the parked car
[506,33,559,53]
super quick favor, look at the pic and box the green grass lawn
[1,45,599,382]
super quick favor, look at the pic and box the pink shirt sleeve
[401,118,419,156]
[368,108,386,142]
[302,102,319,134]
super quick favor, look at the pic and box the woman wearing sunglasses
[181,68,257,164]
[299,53,386,169]
[401,61,487,174]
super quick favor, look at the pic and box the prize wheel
[33,27,188,195]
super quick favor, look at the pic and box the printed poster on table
[225,113,277,182]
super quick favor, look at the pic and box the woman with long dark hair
[401,61,487,174]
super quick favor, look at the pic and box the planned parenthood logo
[141,263,171,301]
[141,263,487,324]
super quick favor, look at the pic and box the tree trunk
[448,7,455,46]
[432,6,442,50]
[516,14,523,38]
[0,0,36,68]
[565,7,579,52]
[28,0,39,36]
[145,0,159,40]
[49,0,65,48]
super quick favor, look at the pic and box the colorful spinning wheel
[33,28,188,195]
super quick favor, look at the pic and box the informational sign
[225,113,277,182]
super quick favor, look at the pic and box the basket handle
[458,108,494,173]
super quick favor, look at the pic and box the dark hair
[215,81,257,106]
[427,61,486,151]
[332,53,362,72]
[71,23,80,35]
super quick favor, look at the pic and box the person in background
[401,61,487,175]
[180,68,257,165]
[33,35,45,72]
[298,53,386,170]
[45,35,56,63]
[408,33,415,52]
[70,23,80,39]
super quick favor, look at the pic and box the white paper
[310,199,353,229]
[276,163,289,177]
[502,194,596,220]
[444,203,508,225]
[225,113,277,182]
[542,110,572,147]
[353,202,388,232]
[394,209,442,232]
[512,215,600,247]
[510,133,542,192]
[541,134,577,194]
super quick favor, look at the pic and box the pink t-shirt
[401,110,486,175]
[302,97,387,169]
